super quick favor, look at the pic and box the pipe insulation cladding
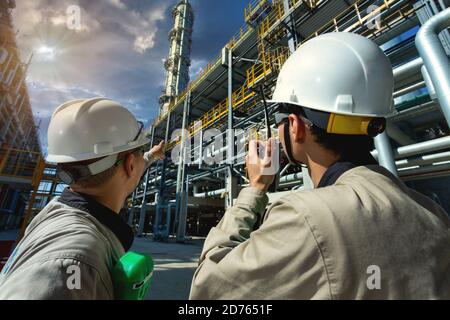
[416,7,450,127]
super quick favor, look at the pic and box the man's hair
[71,163,119,189]
[309,125,376,165]
[64,147,143,189]
[280,104,377,165]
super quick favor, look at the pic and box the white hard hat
[47,98,150,164]
[270,32,394,130]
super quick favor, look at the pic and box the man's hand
[149,140,165,161]
[245,138,276,192]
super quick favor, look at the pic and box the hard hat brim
[269,101,330,132]
[267,99,391,118]
[46,136,151,164]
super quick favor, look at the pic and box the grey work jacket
[190,165,450,299]
[0,151,156,300]
[0,189,133,300]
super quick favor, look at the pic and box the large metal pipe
[396,151,450,169]
[367,52,426,177]
[393,81,426,98]
[416,7,450,127]
[374,132,398,175]
[193,188,226,198]
[386,123,415,146]
[372,136,450,159]
[421,65,437,100]
[400,162,450,181]
[389,101,438,123]
[393,57,423,80]
[276,151,450,186]
[137,169,151,236]
[279,172,303,184]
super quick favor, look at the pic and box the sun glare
[37,46,56,61]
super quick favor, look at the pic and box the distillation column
[159,0,194,115]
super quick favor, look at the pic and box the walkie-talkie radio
[259,85,280,193]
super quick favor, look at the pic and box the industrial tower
[159,0,194,116]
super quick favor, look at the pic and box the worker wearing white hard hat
[0,98,165,299]
[46,97,164,184]
[190,32,450,299]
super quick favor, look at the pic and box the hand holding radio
[245,138,277,192]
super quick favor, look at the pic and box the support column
[226,47,237,208]
[154,113,172,237]
[137,125,156,237]
[374,132,398,175]
[283,0,297,53]
[176,92,191,242]
[137,170,150,237]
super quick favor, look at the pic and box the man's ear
[289,114,306,143]
[123,153,135,178]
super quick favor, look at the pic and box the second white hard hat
[270,32,394,118]
[47,98,150,164]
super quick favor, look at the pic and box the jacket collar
[317,162,357,188]
[58,188,134,251]
[318,153,378,188]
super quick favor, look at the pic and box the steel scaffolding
[135,0,450,242]
[0,0,43,233]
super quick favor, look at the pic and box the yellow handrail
[259,0,285,38]
[244,0,270,23]
[247,46,289,88]
[303,0,397,43]
[17,156,46,242]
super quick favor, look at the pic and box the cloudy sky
[12,0,249,152]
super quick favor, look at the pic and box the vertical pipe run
[137,170,150,237]
[226,48,236,208]
[283,0,296,53]
[154,114,172,237]
[136,126,156,236]
[176,92,190,242]
[375,132,398,175]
